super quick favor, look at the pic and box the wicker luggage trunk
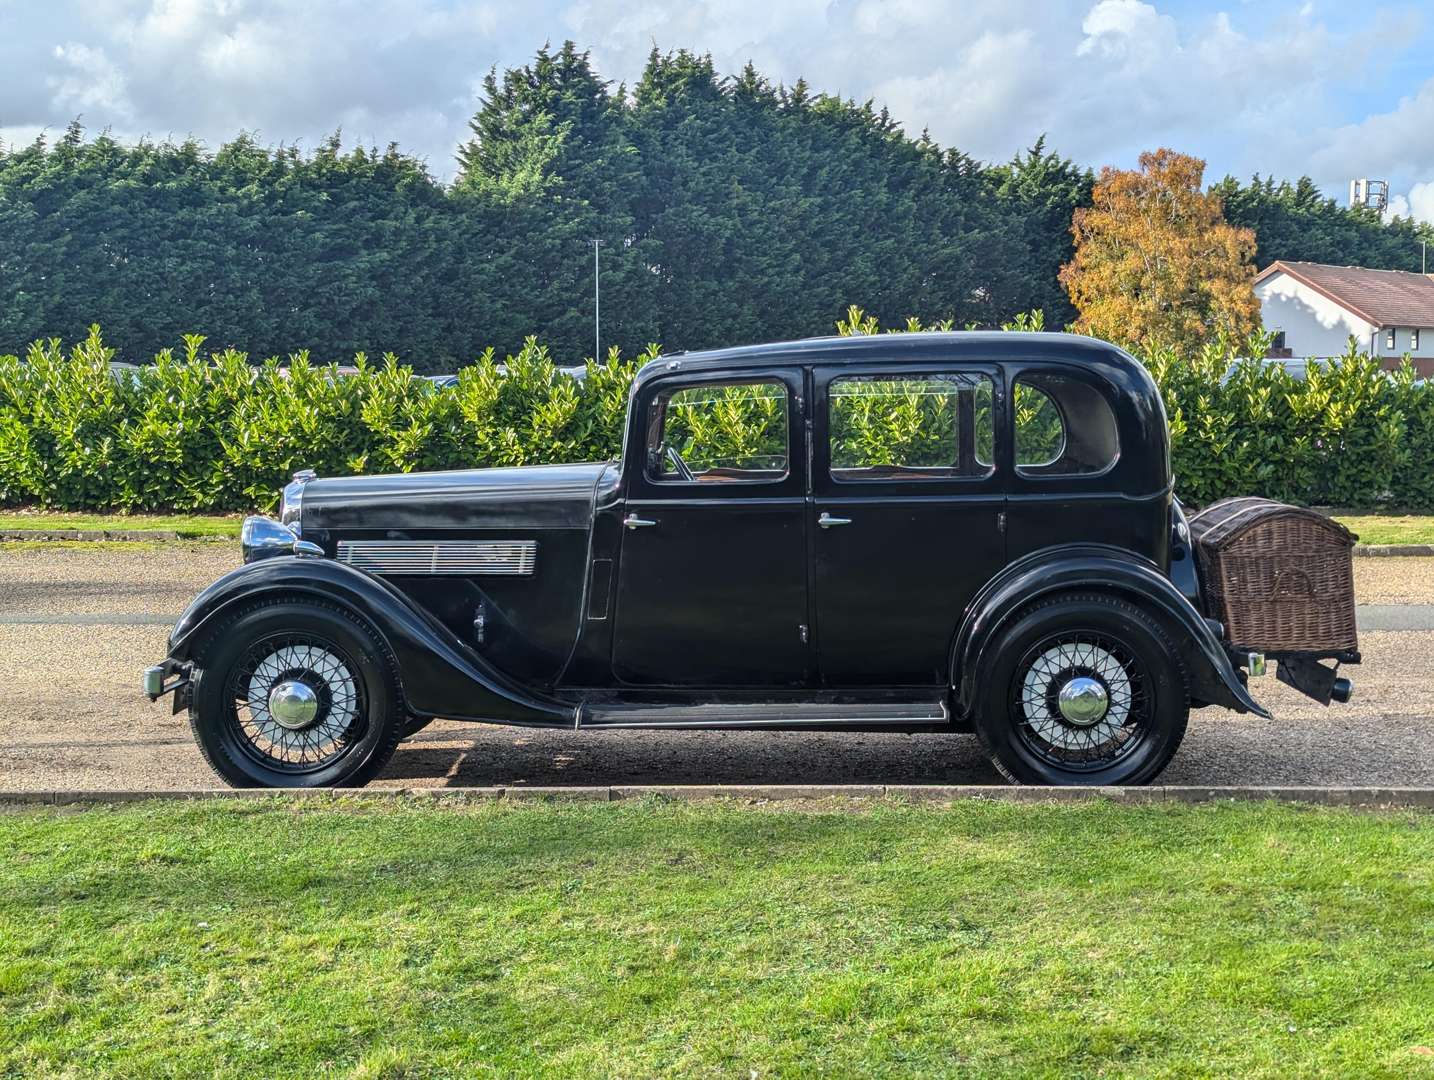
[1187,497,1357,656]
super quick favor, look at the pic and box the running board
[579,700,949,730]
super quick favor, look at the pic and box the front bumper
[143,659,191,710]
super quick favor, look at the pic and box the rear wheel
[188,599,404,788]
[974,594,1189,786]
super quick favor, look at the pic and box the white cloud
[1387,181,1434,225]
[1,0,1432,193]
[1077,0,1176,61]
[1306,77,1434,188]
[48,42,133,120]
[0,125,50,151]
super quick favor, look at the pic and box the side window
[1014,372,1118,476]
[829,372,994,480]
[648,380,789,483]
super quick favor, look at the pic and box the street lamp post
[592,238,604,362]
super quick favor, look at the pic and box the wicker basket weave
[1187,497,1357,654]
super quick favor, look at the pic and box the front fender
[166,556,575,726]
[951,545,1268,721]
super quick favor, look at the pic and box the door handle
[818,512,852,528]
[624,514,658,529]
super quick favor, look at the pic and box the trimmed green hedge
[1143,335,1415,509]
[0,320,1427,512]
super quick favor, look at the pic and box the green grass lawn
[1333,514,1434,546]
[1,797,1431,1079]
[0,510,241,538]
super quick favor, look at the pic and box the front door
[810,364,1007,685]
[611,369,810,686]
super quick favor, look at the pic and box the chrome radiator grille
[336,539,537,576]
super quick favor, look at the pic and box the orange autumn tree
[1060,149,1260,353]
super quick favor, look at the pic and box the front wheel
[187,599,405,788]
[974,594,1189,786]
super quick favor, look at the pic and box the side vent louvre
[337,540,537,576]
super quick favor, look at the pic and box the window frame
[1413,329,1421,352]
[825,369,998,485]
[812,362,1005,498]
[625,368,806,501]
[1387,328,1398,351]
[1006,363,1123,488]
[1012,380,1068,470]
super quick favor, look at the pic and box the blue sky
[2,0,1433,220]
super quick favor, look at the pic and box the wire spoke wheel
[224,632,368,773]
[1009,631,1151,772]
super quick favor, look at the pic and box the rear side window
[829,372,994,480]
[1015,372,1118,476]
[648,380,789,483]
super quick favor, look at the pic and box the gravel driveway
[1,543,1430,790]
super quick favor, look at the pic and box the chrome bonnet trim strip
[336,540,537,576]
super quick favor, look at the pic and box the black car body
[146,332,1356,787]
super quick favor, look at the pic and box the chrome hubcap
[1018,639,1134,753]
[267,679,320,730]
[1057,676,1109,727]
[230,639,366,772]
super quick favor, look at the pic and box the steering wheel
[665,443,696,482]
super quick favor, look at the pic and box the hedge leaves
[0,323,1427,512]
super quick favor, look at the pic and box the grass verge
[1334,514,1434,546]
[0,510,241,538]
[1,797,1431,1078]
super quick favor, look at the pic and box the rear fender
[166,556,574,726]
[950,544,1268,720]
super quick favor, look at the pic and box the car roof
[633,331,1147,386]
[631,331,1171,491]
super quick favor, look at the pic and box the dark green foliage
[985,137,1094,327]
[0,125,468,370]
[0,49,1099,365]
[5,49,1434,368]
[8,48,1430,368]
[1213,174,1434,271]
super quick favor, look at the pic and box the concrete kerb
[4,786,1434,809]
[0,529,186,542]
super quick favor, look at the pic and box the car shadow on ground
[380,726,1005,787]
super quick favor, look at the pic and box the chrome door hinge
[997,511,1007,534]
[799,624,809,644]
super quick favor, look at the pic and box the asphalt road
[2,543,1432,791]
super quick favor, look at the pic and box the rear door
[610,369,811,686]
[809,364,1008,686]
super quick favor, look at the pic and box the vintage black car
[144,332,1358,788]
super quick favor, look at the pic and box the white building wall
[1256,272,1377,358]
[1373,325,1434,358]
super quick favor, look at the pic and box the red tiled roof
[1255,260,1434,327]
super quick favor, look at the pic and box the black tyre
[974,594,1189,786]
[187,599,404,788]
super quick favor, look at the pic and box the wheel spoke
[1011,631,1152,770]
[225,633,367,774]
